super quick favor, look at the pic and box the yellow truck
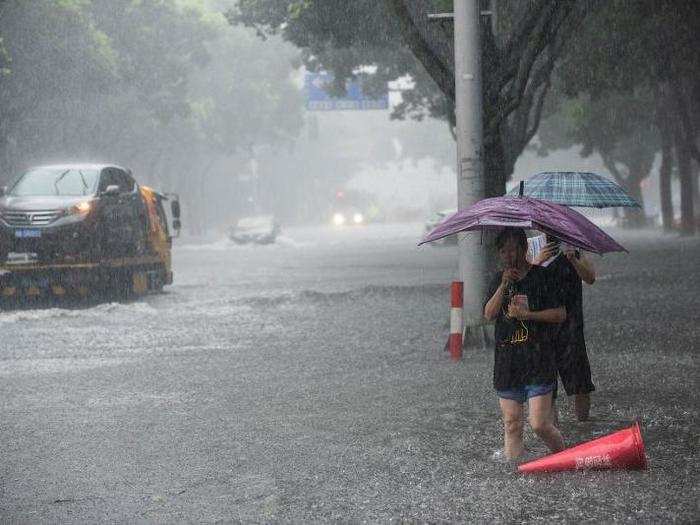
[0,164,181,302]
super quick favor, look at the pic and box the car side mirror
[103,185,120,196]
[171,200,181,219]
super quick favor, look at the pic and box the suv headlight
[67,201,92,216]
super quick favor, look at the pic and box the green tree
[0,1,10,78]
[229,0,588,197]
[536,89,658,226]
[540,0,699,233]
[0,0,118,176]
[0,0,305,233]
[181,22,304,230]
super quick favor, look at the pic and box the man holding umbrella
[533,237,596,422]
[514,171,639,422]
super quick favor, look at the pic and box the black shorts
[554,340,595,396]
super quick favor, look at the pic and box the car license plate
[20,276,49,288]
[14,229,41,238]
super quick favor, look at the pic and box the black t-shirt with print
[545,253,585,350]
[485,265,563,390]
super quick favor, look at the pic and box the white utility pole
[454,0,489,348]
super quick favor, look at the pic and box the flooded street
[1,0,698,522]
[1,225,698,522]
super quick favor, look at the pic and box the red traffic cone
[518,422,648,474]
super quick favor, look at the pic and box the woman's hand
[507,301,530,320]
[501,268,521,285]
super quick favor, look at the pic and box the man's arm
[565,251,596,284]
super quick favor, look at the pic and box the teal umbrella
[508,172,640,208]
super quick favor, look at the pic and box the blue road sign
[304,72,389,111]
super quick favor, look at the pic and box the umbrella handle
[519,180,524,197]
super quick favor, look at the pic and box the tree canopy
[0,0,305,231]
[230,0,587,197]
[537,0,699,231]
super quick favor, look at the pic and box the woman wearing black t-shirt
[484,228,567,460]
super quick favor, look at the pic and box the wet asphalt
[0,224,698,523]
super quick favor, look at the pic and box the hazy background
[0,0,685,236]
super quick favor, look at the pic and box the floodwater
[1,224,698,522]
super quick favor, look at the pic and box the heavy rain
[0,1,698,522]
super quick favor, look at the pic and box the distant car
[331,207,366,227]
[228,214,280,244]
[424,208,457,245]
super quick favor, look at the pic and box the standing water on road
[1,226,698,522]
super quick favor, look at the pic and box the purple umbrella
[419,196,626,254]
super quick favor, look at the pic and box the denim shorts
[497,383,556,403]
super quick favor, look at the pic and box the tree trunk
[622,176,645,227]
[483,128,507,198]
[658,125,675,231]
[693,161,700,224]
[676,129,696,235]
[601,153,646,228]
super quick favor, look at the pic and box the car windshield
[9,168,99,196]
